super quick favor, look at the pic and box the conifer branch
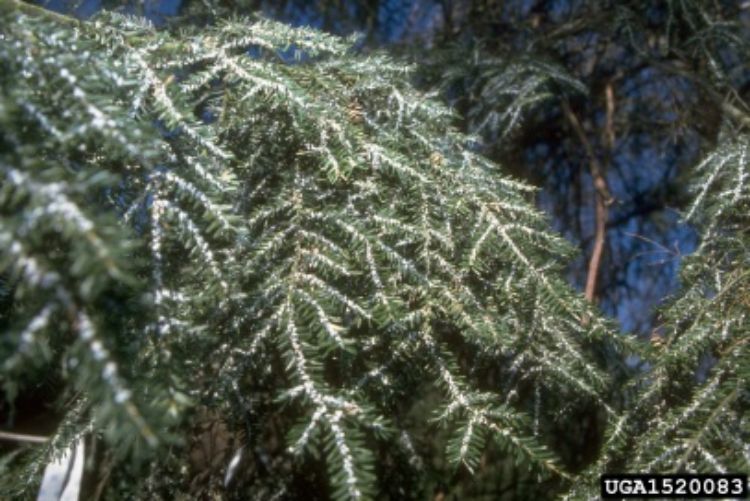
[0,5,636,498]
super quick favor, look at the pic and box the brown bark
[561,84,615,304]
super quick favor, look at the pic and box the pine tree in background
[564,131,750,500]
[562,2,750,495]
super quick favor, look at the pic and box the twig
[561,86,615,306]
[0,430,49,444]
[624,231,681,258]
[604,83,616,150]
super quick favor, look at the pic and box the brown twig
[561,85,615,305]
[604,83,616,150]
